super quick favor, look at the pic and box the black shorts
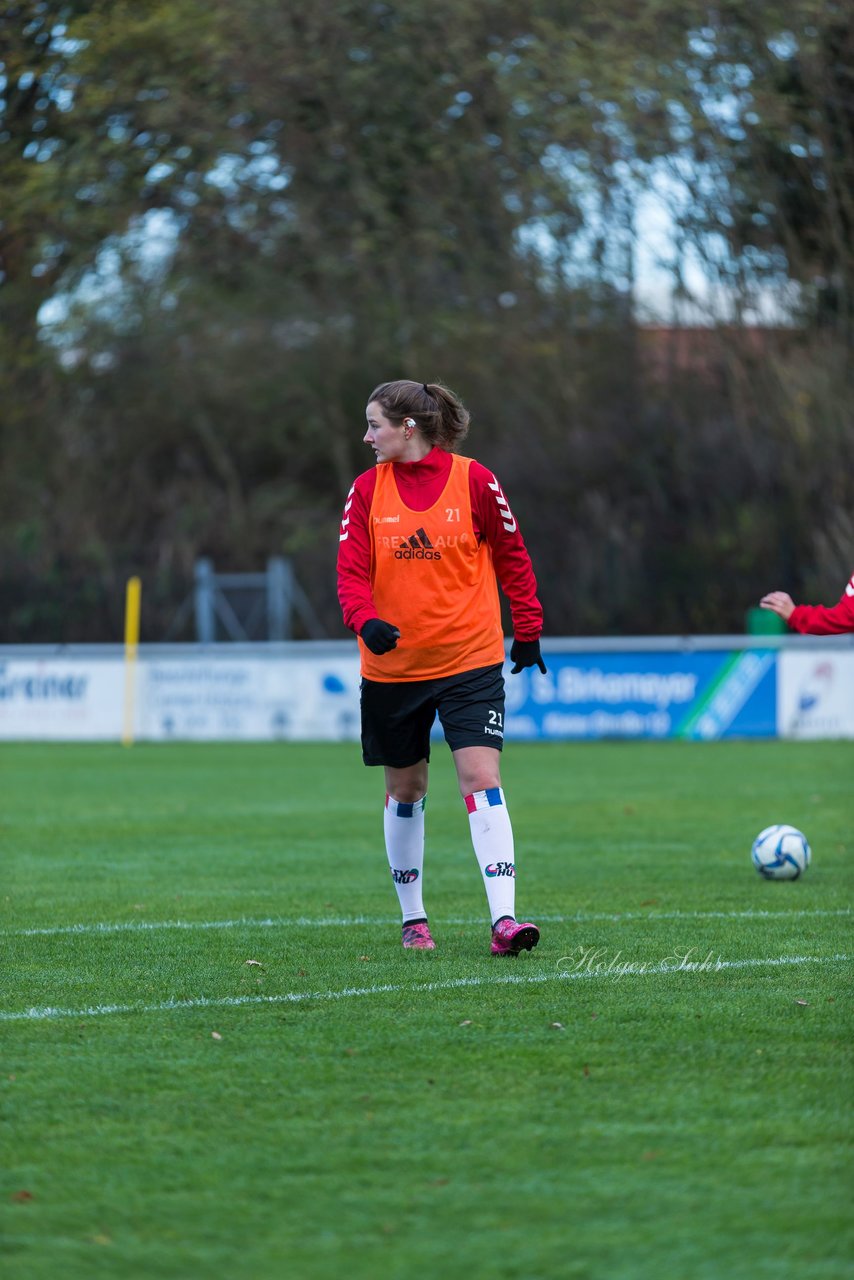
[360,663,506,767]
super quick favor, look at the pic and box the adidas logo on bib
[394,527,442,561]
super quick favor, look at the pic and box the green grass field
[1,740,851,1280]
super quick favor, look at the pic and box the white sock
[384,794,427,924]
[465,788,516,926]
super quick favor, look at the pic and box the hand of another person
[360,618,401,655]
[760,591,795,621]
[509,638,547,674]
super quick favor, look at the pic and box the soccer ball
[751,824,811,880]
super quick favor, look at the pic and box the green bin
[745,606,787,635]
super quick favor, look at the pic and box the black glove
[510,638,547,675]
[360,618,401,655]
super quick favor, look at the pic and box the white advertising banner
[138,656,361,741]
[778,650,854,740]
[0,657,124,740]
[0,653,363,742]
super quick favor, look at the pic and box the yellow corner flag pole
[122,576,142,747]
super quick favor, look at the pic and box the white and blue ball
[751,824,811,880]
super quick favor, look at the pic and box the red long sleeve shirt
[789,573,854,635]
[337,447,543,641]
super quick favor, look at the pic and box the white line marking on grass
[1,953,847,1023]
[5,907,851,939]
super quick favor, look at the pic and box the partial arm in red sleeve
[469,461,543,640]
[789,574,854,635]
[336,470,378,635]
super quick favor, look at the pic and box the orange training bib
[359,455,505,681]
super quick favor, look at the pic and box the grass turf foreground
[0,740,851,1280]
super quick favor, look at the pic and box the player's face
[364,401,409,463]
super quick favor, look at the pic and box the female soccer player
[337,379,545,955]
[760,573,854,634]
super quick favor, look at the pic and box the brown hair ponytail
[367,380,470,451]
